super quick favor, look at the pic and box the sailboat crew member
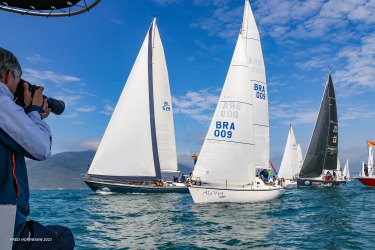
[364,164,369,176]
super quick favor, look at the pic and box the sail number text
[214,121,235,138]
[162,102,171,111]
[254,83,266,100]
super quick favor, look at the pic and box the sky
[1,0,374,174]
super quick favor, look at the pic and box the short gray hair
[0,47,22,79]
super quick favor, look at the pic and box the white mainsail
[192,0,268,187]
[88,18,178,179]
[278,126,299,180]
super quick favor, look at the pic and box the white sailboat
[278,126,302,188]
[83,18,188,193]
[188,0,284,203]
[342,158,350,180]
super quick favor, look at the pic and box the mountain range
[27,150,193,190]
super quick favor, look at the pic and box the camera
[14,79,65,115]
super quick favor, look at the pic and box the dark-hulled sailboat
[297,73,347,187]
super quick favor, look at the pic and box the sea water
[29,181,375,249]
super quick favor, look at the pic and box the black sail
[299,74,338,178]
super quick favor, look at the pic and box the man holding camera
[0,47,74,249]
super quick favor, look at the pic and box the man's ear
[2,70,12,84]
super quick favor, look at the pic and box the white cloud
[173,88,220,122]
[54,95,81,107]
[191,2,242,40]
[341,104,375,121]
[62,112,79,119]
[255,0,375,41]
[111,19,124,25]
[270,100,318,125]
[334,33,375,93]
[81,139,100,150]
[100,104,115,115]
[26,54,49,64]
[76,105,96,113]
[152,0,183,6]
[22,68,81,86]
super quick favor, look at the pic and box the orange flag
[368,141,375,147]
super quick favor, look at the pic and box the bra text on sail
[254,83,266,100]
[214,121,235,138]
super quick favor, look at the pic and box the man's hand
[41,98,51,119]
[31,86,44,107]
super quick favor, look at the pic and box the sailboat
[342,158,350,181]
[355,141,375,187]
[336,158,343,179]
[83,18,188,193]
[297,73,347,187]
[278,126,302,188]
[188,0,284,203]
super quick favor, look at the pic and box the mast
[148,18,162,180]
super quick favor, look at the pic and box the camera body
[14,79,65,115]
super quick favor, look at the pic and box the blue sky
[1,0,374,173]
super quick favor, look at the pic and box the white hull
[189,185,284,203]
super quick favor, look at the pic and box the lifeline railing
[0,0,101,17]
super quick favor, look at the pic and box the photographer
[0,48,74,249]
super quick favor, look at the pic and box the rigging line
[169,74,193,156]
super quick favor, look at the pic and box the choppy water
[29,181,375,249]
